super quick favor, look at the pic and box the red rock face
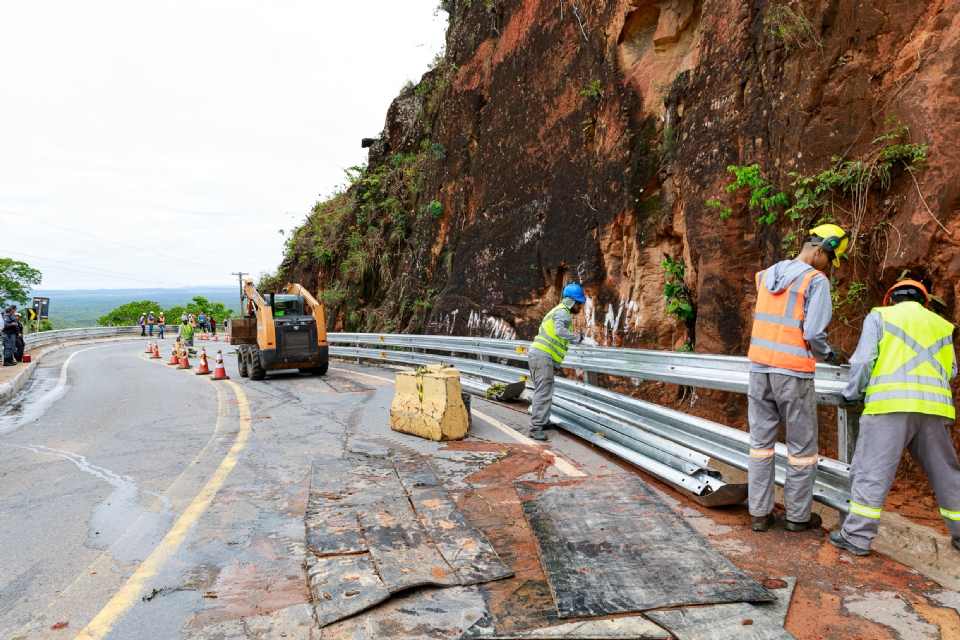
[281,0,960,397]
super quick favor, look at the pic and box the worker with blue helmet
[527,283,587,440]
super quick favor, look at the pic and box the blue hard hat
[562,283,586,302]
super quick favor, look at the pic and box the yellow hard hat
[808,223,849,268]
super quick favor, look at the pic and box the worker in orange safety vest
[747,224,850,533]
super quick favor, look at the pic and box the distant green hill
[28,287,241,328]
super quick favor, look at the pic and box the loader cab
[271,294,303,318]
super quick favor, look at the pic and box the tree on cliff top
[97,300,163,326]
[0,258,42,308]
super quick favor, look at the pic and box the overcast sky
[0,1,448,290]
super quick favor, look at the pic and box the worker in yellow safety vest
[747,224,850,533]
[527,283,589,441]
[830,280,960,556]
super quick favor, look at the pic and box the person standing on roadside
[158,312,165,339]
[138,313,147,337]
[527,283,589,442]
[197,311,207,336]
[2,308,18,366]
[14,312,24,362]
[747,225,850,534]
[147,311,156,337]
[829,280,960,556]
[209,314,217,338]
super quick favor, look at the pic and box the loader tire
[238,346,249,378]
[298,368,313,374]
[312,363,328,376]
[248,345,266,380]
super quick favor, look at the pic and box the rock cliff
[271,0,960,458]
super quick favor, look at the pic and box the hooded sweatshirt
[749,259,833,379]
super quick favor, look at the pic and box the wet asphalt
[0,339,599,639]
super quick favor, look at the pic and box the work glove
[581,336,599,347]
[827,344,850,366]
[841,394,864,413]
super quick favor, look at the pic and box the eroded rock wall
[277,0,960,423]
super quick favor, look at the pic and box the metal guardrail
[327,334,853,513]
[22,325,151,348]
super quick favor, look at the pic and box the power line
[0,209,232,272]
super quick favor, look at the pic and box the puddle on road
[0,367,64,436]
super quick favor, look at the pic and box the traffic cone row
[195,347,211,375]
[212,350,229,380]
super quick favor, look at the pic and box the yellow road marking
[76,380,251,639]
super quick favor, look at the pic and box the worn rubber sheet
[307,451,513,626]
[646,602,797,639]
[462,611,672,639]
[516,475,774,617]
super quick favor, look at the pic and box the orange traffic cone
[212,350,229,380]
[151,342,162,359]
[145,340,153,354]
[196,348,211,375]
[178,348,191,370]
[168,343,180,365]
[213,332,219,341]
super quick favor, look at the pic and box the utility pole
[231,272,247,317]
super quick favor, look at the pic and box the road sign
[32,297,49,319]
[26,308,36,321]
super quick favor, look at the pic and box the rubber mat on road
[646,602,797,639]
[305,451,513,626]
[516,475,774,617]
[462,611,672,638]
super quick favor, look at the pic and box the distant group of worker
[528,223,960,559]
[1,306,25,366]
[137,311,225,347]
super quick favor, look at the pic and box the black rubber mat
[647,602,797,639]
[516,474,774,617]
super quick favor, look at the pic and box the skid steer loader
[228,279,329,380]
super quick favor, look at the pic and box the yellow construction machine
[228,279,329,380]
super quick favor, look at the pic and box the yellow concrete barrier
[390,364,469,441]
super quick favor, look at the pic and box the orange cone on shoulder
[212,350,230,380]
[196,347,211,375]
[145,340,153,353]
[168,343,180,365]
[151,342,162,359]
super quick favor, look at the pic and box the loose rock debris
[305,452,512,626]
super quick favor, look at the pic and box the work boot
[751,514,775,532]
[829,531,869,556]
[529,429,548,441]
[785,512,823,532]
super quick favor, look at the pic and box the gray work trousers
[2,332,16,364]
[528,350,556,430]
[841,412,960,551]
[748,372,819,522]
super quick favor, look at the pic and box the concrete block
[390,365,469,441]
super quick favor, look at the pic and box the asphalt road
[0,339,595,639]
[4,338,960,639]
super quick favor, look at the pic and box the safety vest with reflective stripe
[864,302,956,419]
[530,303,573,364]
[747,268,821,373]
[180,323,194,340]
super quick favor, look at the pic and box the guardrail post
[356,338,361,365]
[837,408,860,464]
[585,370,598,385]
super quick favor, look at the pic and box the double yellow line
[73,361,251,639]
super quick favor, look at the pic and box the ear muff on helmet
[884,279,930,307]
[807,224,850,268]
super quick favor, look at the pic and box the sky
[0,1,448,289]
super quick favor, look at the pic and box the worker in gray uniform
[527,283,588,441]
[2,307,18,366]
[830,280,960,556]
[747,224,850,533]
